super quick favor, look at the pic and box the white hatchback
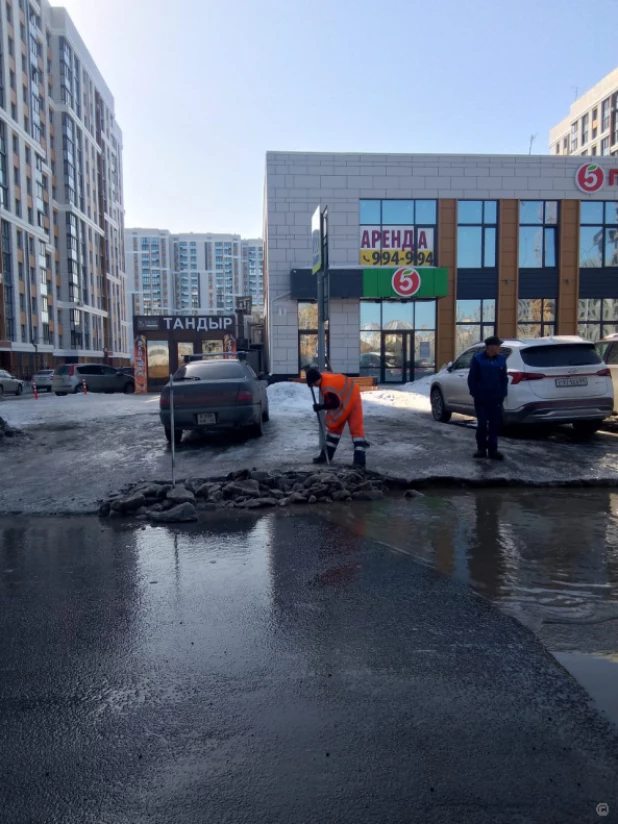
[430,337,614,434]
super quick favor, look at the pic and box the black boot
[313,444,336,464]
[352,449,366,468]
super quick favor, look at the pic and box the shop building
[264,151,618,383]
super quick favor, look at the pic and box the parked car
[32,369,54,392]
[0,370,23,397]
[159,357,269,445]
[430,336,613,434]
[52,364,135,396]
[595,333,618,412]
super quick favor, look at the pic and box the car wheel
[164,427,183,445]
[250,411,264,438]
[55,392,68,397]
[123,382,135,394]
[431,387,451,423]
[73,383,83,394]
[16,384,23,396]
[573,420,602,436]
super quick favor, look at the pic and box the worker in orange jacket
[305,367,368,468]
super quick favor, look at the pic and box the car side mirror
[116,371,124,377]
[446,362,454,372]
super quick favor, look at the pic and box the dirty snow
[0,392,159,428]
[266,377,433,417]
[1,379,434,431]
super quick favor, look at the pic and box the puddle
[320,488,618,723]
[554,652,618,726]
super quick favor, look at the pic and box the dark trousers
[474,400,502,454]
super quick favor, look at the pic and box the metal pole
[169,371,176,488]
[309,383,330,465]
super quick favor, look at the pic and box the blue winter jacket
[467,351,508,402]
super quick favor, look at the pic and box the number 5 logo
[392,267,421,297]
[576,163,605,193]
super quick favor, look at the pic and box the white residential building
[0,0,128,375]
[125,229,264,317]
[550,68,618,158]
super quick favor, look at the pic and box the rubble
[98,468,392,521]
[0,416,23,442]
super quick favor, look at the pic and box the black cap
[305,367,322,385]
[484,335,503,347]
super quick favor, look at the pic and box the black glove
[313,403,325,413]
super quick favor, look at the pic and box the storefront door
[382,332,413,383]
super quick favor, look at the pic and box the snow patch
[267,377,433,418]
[0,393,159,428]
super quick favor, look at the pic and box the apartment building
[125,229,264,316]
[264,151,618,381]
[0,0,128,377]
[550,67,618,158]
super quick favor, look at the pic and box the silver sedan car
[159,357,269,445]
[0,370,24,397]
[32,369,55,392]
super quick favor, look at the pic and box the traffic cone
[32,381,38,400]
[82,376,87,394]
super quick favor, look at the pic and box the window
[0,120,7,208]
[570,122,578,151]
[519,201,558,268]
[592,108,598,140]
[455,299,496,355]
[521,343,601,368]
[563,136,569,154]
[580,201,618,267]
[602,98,611,132]
[517,299,555,338]
[457,201,497,268]
[359,199,437,267]
[581,113,589,145]
[602,137,610,156]
[578,299,618,341]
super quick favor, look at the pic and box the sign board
[134,315,235,333]
[134,335,147,394]
[361,267,448,299]
[576,162,618,193]
[311,206,322,274]
[235,296,252,314]
[359,227,434,266]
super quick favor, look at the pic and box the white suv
[430,337,613,434]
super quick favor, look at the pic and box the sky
[58,0,618,238]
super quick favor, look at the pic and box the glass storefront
[360,300,436,383]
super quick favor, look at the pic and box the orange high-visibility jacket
[320,373,361,429]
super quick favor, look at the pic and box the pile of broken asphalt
[98,467,417,523]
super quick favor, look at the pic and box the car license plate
[555,377,588,388]
[197,413,216,425]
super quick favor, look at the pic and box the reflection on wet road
[320,489,618,723]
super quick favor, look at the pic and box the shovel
[309,383,330,465]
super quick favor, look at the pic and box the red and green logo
[391,267,421,297]
[576,163,604,193]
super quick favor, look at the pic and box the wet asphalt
[1,512,617,824]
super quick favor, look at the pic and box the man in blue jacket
[467,336,508,460]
